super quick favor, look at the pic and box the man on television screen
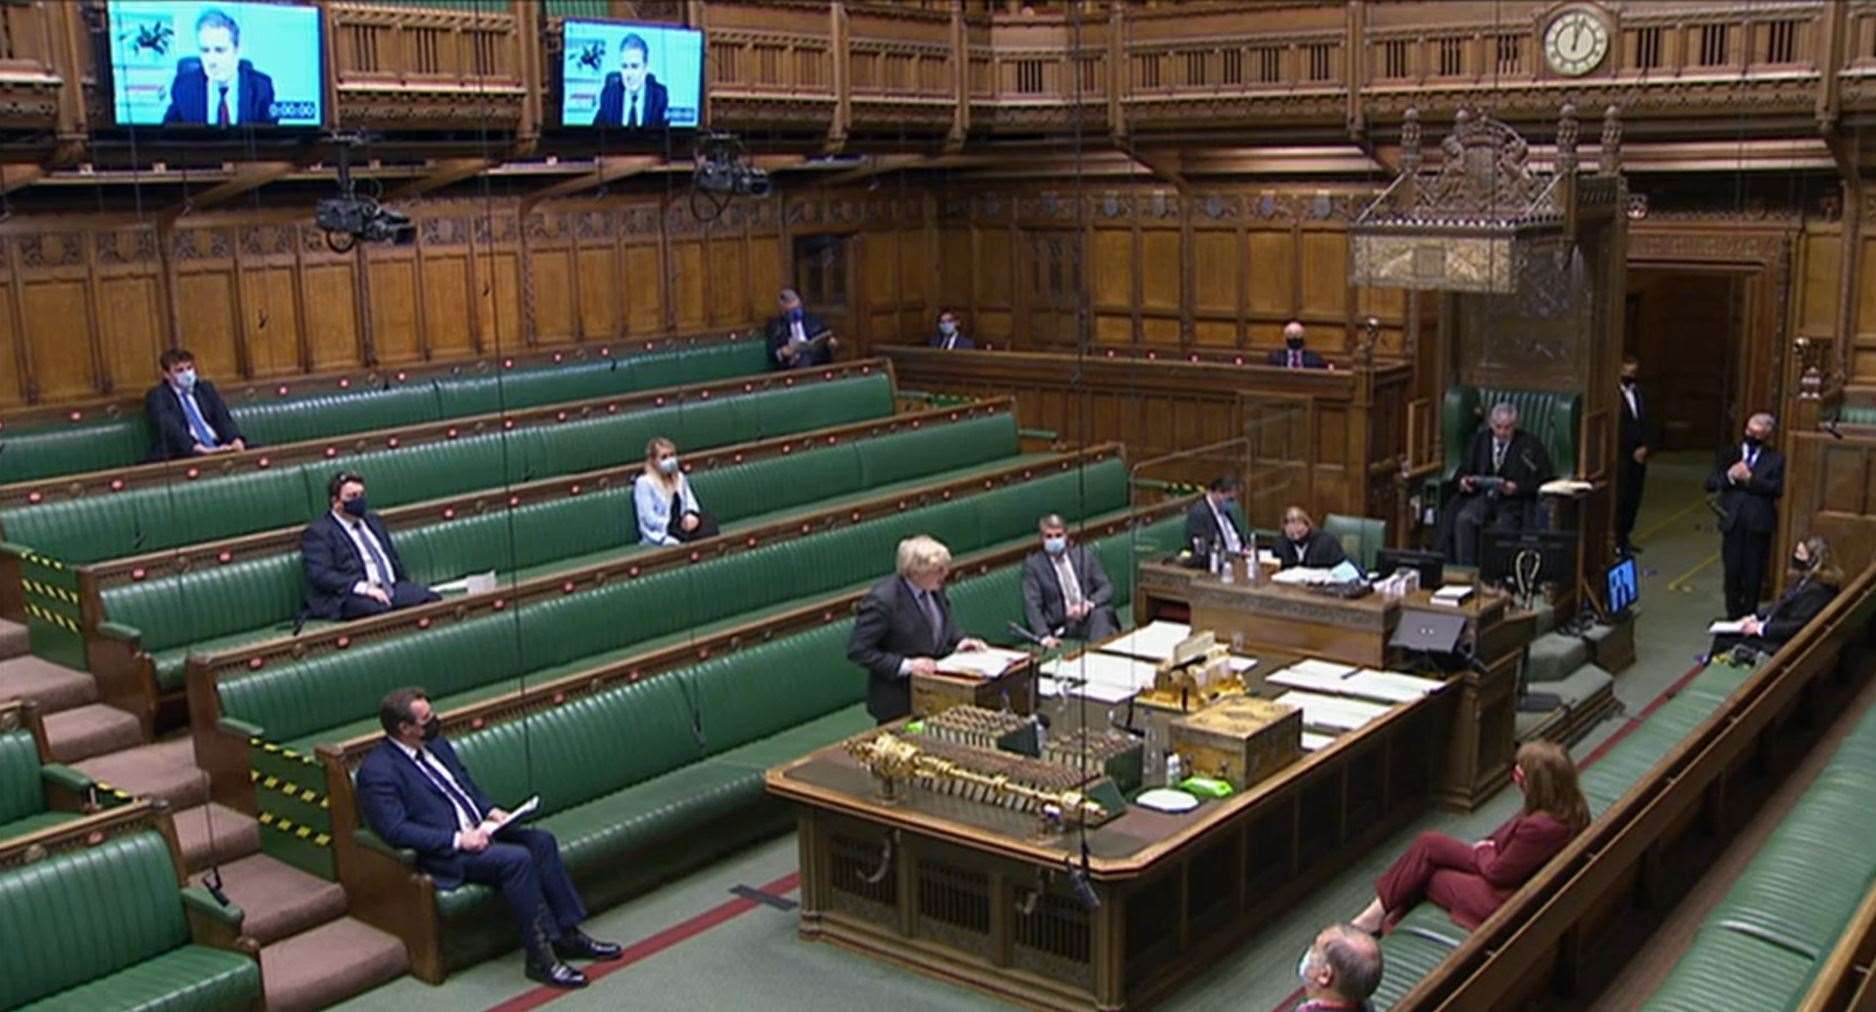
[595,33,668,128]
[162,8,276,126]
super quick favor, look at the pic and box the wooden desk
[766,660,1456,1011]
[911,663,1036,717]
[1138,562,1531,809]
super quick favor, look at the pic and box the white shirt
[789,318,807,344]
[389,738,481,848]
[169,383,219,443]
[1209,497,1243,553]
[1733,442,1759,484]
[332,509,392,593]
[1492,439,1508,473]
[1051,551,1085,609]
[204,74,241,125]
[1622,385,1640,420]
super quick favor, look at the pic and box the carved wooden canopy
[1350,104,1625,293]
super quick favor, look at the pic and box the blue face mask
[787,307,804,322]
[341,497,368,519]
[659,456,679,476]
[1297,947,1315,984]
[1044,536,1067,556]
[939,320,957,336]
[172,368,197,391]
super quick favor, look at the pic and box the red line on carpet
[1267,659,1711,1012]
[485,870,801,1012]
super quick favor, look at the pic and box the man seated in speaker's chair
[1448,402,1553,568]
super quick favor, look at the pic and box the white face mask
[1297,947,1316,984]
[658,456,679,476]
[1043,535,1067,556]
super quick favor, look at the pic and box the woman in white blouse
[633,437,718,546]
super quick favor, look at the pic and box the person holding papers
[764,288,837,369]
[1352,741,1587,934]
[1186,475,1248,558]
[1022,514,1119,649]
[847,535,988,723]
[1276,506,1348,571]
[356,688,620,989]
[1708,534,1841,661]
[1449,402,1552,566]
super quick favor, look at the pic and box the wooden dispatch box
[1169,698,1303,791]
[910,665,1035,718]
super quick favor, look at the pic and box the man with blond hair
[847,535,988,723]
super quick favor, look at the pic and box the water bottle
[1144,725,1166,784]
[1165,752,1184,788]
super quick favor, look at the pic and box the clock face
[1544,10,1610,76]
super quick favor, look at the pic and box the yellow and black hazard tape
[19,551,67,571]
[256,810,333,848]
[249,770,329,807]
[22,602,79,634]
[20,579,78,604]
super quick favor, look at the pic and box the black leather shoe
[554,929,624,961]
[525,956,588,989]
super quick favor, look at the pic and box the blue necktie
[352,519,394,586]
[178,390,218,447]
[412,749,481,826]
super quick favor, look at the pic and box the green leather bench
[1371,658,1763,1009]
[0,372,893,565]
[217,459,1135,762]
[357,514,1185,976]
[1642,695,1876,1011]
[106,411,1028,693]
[0,820,260,1010]
[0,339,770,487]
[0,702,98,841]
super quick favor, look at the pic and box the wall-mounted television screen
[107,1,325,128]
[560,20,703,130]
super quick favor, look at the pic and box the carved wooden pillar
[827,1,850,152]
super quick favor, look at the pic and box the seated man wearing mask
[928,308,974,350]
[1276,506,1348,570]
[1449,402,1552,567]
[1021,514,1119,649]
[1267,319,1328,369]
[1295,922,1384,1012]
[1709,533,1842,661]
[764,288,837,369]
[145,348,248,461]
[357,688,620,988]
[301,472,441,620]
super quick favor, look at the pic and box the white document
[1257,549,1281,566]
[483,795,540,834]
[1539,479,1594,496]
[1348,669,1444,700]
[935,647,1028,679]
[1272,691,1390,733]
[1225,655,1259,674]
[1288,658,1357,680]
[1042,653,1159,691]
[1096,621,1191,661]
[1708,618,1750,635]
[434,570,499,596]
[1271,566,1339,586]
[1431,584,1475,607]
[1301,732,1336,752]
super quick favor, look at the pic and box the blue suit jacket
[162,58,277,125]
[355,737,496,889]
[300,511,410,619]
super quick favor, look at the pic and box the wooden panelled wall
[926,187,1409,360]
[0,194,806,408]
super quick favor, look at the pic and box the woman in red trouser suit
[1352,740,1590,934]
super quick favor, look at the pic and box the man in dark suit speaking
[356,688,620,988]
[301,472,440,620]
[1706,411,1785,619]
[1022,514,1118,649]
[594,33,668,128]
[162,8,276,126]
[847,535,988,724]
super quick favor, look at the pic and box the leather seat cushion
[1643,926,1817,1012]
[14,945,260,1012]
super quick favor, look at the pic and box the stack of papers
[934,647,1029,679]
[1038,652,1160,703]
[1096,621,1191,661]
[1266,666,1441,704]
[1708,618,1750,635]
[435,570,499,596]
[1271,566,1339,586]
[1430,584,1475,606]
[1301,732,1337,752]
[1271,691,1391,733]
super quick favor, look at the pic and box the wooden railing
[1396,558,1876,1009]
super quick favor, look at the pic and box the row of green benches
[2,367,888,566]
[330,510,1187,980]
[206,451,1130,882]
[1643,687,1876,1010]
[0,803,262,1010]
[1371,659,1764,1008]
[0,335,768,486]
[106,406,1028,697]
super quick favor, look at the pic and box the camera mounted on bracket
[314,133,412,254]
